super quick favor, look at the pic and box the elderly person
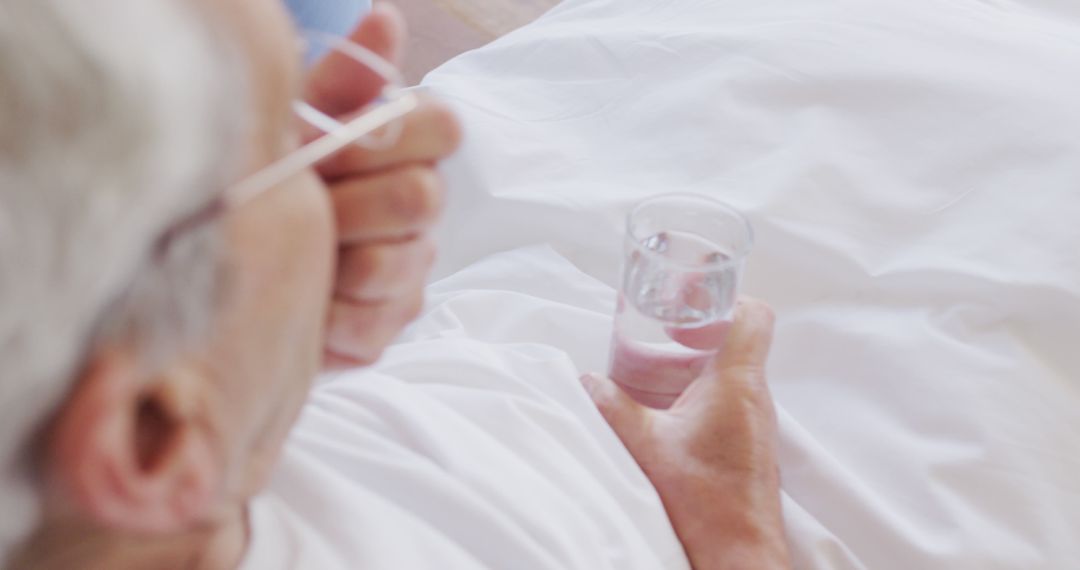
[0,0,789,569]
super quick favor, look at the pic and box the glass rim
[625,193,754,272]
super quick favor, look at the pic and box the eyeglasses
[158,30,418,245]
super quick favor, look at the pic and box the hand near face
[583,298,791,570]
[304,5,462,368]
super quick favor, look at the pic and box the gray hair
[0,0,248,560]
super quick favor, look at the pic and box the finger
[325,288,425,364]
[331,164,443,242]
[336,237,436,301]
[671,299,780,475]
[305,3,407,116]
[353,3,406,66]
[671,298,775,408]
[316,98,463,180]
[580,373,654,451]
[711,297,776,375]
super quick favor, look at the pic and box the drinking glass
[608,194,753,409]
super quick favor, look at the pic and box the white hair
[0,0,248,562]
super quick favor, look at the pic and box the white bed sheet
[409,0,1080,568]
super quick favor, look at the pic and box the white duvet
[399,0,1080,568]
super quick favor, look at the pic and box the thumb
[581,373,653,453]
[674,297,776,411]
[305,3,407,116]
[712,297,775,374]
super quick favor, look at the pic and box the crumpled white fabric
[243,272,690,569]
[416,0,1080,568]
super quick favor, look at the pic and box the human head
[0,0,335,566]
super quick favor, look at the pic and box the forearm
[660,470,791,570]
[678,514,791,570]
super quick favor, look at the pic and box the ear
[46,348,222,534]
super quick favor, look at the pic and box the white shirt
[239,337,690,570]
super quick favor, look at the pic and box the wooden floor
[386,0,561,84]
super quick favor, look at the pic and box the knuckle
[429,101,463,152]
[339,145,374,172]
[327,302,399,365]
[401,291,425,322]
[342,311,376,342]
[392,166,441,223]
[340,247,384,293]
[324,133,375,175]
[418,238,437,268]
[333,184,376,232]
[367,244,395,272]
[352,246,382,277]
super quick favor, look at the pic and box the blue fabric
[284,0,371,36]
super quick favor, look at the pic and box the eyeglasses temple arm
[225,91,420,207]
